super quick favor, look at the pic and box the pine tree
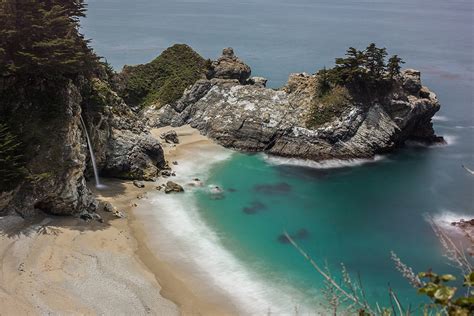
[364,43,387,83]
[0,0,97,79]
[387,55,404,79]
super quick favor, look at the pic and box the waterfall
[80,115,103,188]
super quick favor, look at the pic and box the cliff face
[82,78,165,181]
[0,77,165,217]
[152,50,442,161]
[1,81,97,217]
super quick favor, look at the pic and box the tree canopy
[318,43,404,94]
[0,0,98,79]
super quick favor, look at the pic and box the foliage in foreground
[116,44,209,109]
[284,214,474,315]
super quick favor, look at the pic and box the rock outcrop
[82,78,165,181]
[151,52,442,161]
[1,81,97,217]
[1,75,166,217]
[207,48,251,84]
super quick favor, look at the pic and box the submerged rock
[243,201,267,214]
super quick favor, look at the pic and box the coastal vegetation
[307,44,404,128]
[115,44,210,109]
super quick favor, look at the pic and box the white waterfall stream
[80,115,102,188]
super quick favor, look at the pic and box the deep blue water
[82,0,473,312]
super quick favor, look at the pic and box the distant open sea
[83,0,473,313]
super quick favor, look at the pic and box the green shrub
[118,44,208,109]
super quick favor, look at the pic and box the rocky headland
[152,47,443,161]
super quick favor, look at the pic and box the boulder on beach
[164,181,184,194]
[133,180,145,188]
[160,130,179,144]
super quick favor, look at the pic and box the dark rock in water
[164,181,184,194]
[160,130,179,144]
[160,170,172,177]
[208,186,225,200]
[277,228,310,244]
[133,180,145,188]
[451,218,474,229]
[227,188,237,192]
[295,228,309,239]
[277,234,291,244]
[254,182,292,195]
[243,201,267,214]
[207,48,251,84]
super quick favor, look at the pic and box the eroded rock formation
[150,49,442,161]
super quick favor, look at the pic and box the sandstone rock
[207,48,251,84]
[160,130,179,144]
[164,181,184,194]
[133,180,145,188]
[101,202,115,213]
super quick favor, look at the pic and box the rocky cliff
[0,81,97,217]
[150,48,442,161]
[0,76,165,217]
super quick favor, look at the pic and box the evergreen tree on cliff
[0,0,97,80]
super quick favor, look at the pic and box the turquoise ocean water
[83,0,473,312]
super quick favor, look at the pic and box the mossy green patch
[118,44,208,109]
[307,86,351,128]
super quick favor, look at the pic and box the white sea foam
[432,115,449,122]
[442,134,458,146]
[136,144,318,314]
[429,210,474,234]
[262,154,385,169]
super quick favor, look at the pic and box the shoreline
[96,125,240,315]
[0,125,235,315]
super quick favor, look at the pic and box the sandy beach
[0,125,236,315]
